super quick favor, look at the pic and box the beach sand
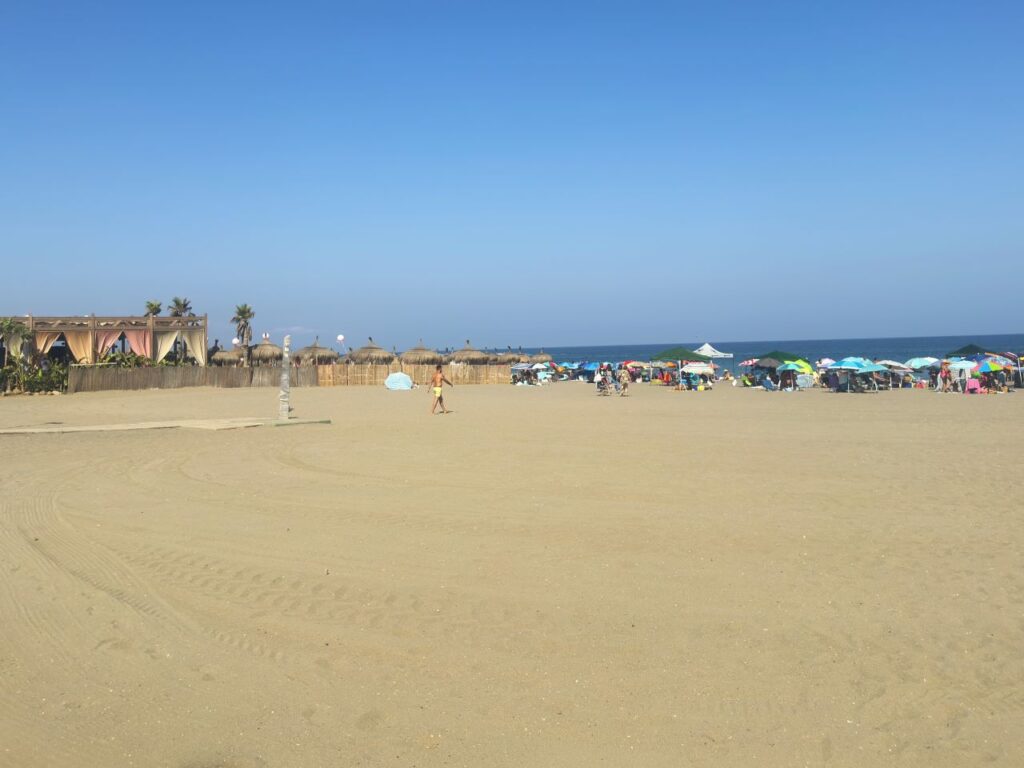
[1,382,1021,767]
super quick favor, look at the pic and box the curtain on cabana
[154,331,179,363]
[95,330,122,357]
[182,329,207,366]
[123,330,152,358]
[35,332,61,356]
[64,331,94,364]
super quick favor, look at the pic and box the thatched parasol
[211,348,243,366]
[250,338,283,364]
[529,349,553,364]
[349,337,395,364]
[295,337,340,365]
[400,339,443,365]
[450,339,490,364]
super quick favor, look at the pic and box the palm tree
[168,297,192,317]
[231,304,255,348]
[231,304,254,366]
[167,297,193,362]
[144,300,162,316]
[0,317,30,368]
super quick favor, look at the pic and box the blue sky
[2,1,1022,349]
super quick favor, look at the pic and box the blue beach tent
[384,372,413,390]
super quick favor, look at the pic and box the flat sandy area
[1,382,1021,767]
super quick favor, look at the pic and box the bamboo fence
[317,362,510,387]
[67,363,511,394]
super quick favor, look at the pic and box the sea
[519,333,1024,372]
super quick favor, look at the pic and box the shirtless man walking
[430,364,453,414]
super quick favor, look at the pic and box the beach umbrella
[976,354,1012,367]
[250,337,283,364]
[295,337,341,365]
[947,360,977,371]
[816,357,836,369]
[858,362,890,374]
[529,350,553,364]
[829,357,867,370]
[211,348,243,366]
[682,362,713,374]
[450,340,490,364]
[975,360,1006,373]
[905,357,939,369]
[777,362,802,372]
[739,358,759,367]
[349,337,395,364]
[384,371,413,390]
[755,350,803,363]
[400,340,443,365]
[494,347,524,364]
[755,357,783,369]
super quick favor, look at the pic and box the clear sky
[2,1,1022,350]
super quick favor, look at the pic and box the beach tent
[652,347,711,362]
[384,372,413,390]
[694,343,733,359]
[947,344,990,357]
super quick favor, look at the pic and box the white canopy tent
[695,342,733,358]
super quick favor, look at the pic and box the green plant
[0,317,31,368]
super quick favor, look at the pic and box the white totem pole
[279,335,291,420]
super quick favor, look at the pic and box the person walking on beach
[430,364,453,414]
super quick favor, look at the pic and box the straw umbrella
[450,340,490,364]
[349,337,395,364]
[250,337,283,366]
[400,340,443,366]
[295,337,341,365]
[211,348,243,366]
[493,346,521,365]
[529,349,553,364]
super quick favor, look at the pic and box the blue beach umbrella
[858,362,889,374]
[904,357,938,369]
[384,372,413,390]
[829,357,868,371]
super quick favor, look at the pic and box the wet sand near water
[1,383,1021,766]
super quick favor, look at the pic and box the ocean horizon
[513,332,1024,369]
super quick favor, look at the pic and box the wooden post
[279,335,292,420]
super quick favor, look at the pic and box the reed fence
[67,363,511,394]
[317,362,510,387]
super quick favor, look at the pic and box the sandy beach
[1,382,1021,767]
